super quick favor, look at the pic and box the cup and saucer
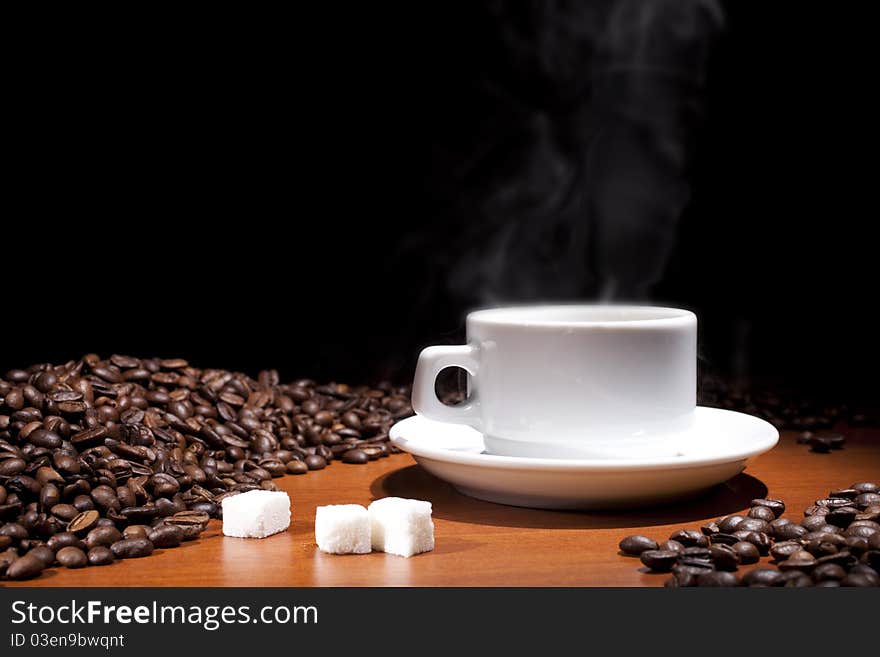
[389,305,778,509]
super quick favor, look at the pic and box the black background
[4,3,877,403]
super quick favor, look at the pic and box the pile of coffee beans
[698,375,876,431]
[0,354,412,580]
[618,482,880,586]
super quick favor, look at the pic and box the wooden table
[5,426,879,587]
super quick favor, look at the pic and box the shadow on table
[370,465,767,530]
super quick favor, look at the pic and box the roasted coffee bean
[747,506,777,523]
[771,540,803,562]
[826,506,859,527]
[87,546,114,566]
[735,518,772,534]
[697,571,739,587]
[801,515,829,532]
[305,455,326,470]
[85,525,122,549]
[164,511,208,540]
[709,544,739,571]
[286,460,308,475]
[813,563,846,582]
[708,533,739,546]
[341,449,369,464]
[852,482,880,494]
[68,510,100,535]
[778,550,817,571]
[46,532,86,552]
[783,573,814,587]
[841,572,878,587]
[743,568,783,587]
[773,521,807,541]
[700,521,720,536]
[845,536,869,556]
[669,529,708,547]
[123,525,150,541]
[56,546,88,568]
[640,549,679,572]
[28,546,56,566]
[856,492,880,509]
[6,553,45,580]
[830,488,859,500]
[1,522,29,540]
[148,524,184,548]
[750,498,785,518]
[111,538,154,559]
[659,540,684,554]
[619,535,659,556]
[717,515,745,533]
[731,541,760,565]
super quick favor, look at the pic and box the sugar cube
[368,497,434,557]
[314,504,371,554]
[222,490,291,538]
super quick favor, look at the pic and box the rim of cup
[467,304,696,328]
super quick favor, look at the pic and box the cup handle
[412,344,481,429]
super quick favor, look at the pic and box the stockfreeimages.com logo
[11,600,317,631]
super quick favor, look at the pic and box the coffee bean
[640,549,679,572]
[731,541,760,565]
[717,515,745,533]
[707,533,739,546]
[0,458,26,476]
[801,515,829,532]
[770,541,803,562]
[164,511,208,540]
[68,510,100,535]
[813,563,846,582]
[85,525,123,549]
[735,518,772,534]
[841,573,878,587]
[747,506,777,522]
[743,568,782,587]
[87,546,114,566]
[6,553,45,580]
[825,506,859,527]
[341,449,369,464]
[709,544,740,571]
[829,488,859,500]
[28,546,56,566]
[305,455,326,470]
[697,571,739,587]
[123,525,150,540]
[56,546,88,568]
[148,524,184,548]
[286,460,308,475]
[773,522,807,541]
[619,535,659,556]
[750,498,785,518]
[852,482,880,494]
[111,538,154,559]
[856,493,880,509]
[659,540,684,554]
[669,529,708,548]
[700,521,720,536]
[46,532,86,552]
[783,573,814,587]
[778,550,817,571]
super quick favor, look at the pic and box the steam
[440,0,726,305]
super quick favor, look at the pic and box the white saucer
[389,407,778,509]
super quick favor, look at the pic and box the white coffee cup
[412,305,697,458]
